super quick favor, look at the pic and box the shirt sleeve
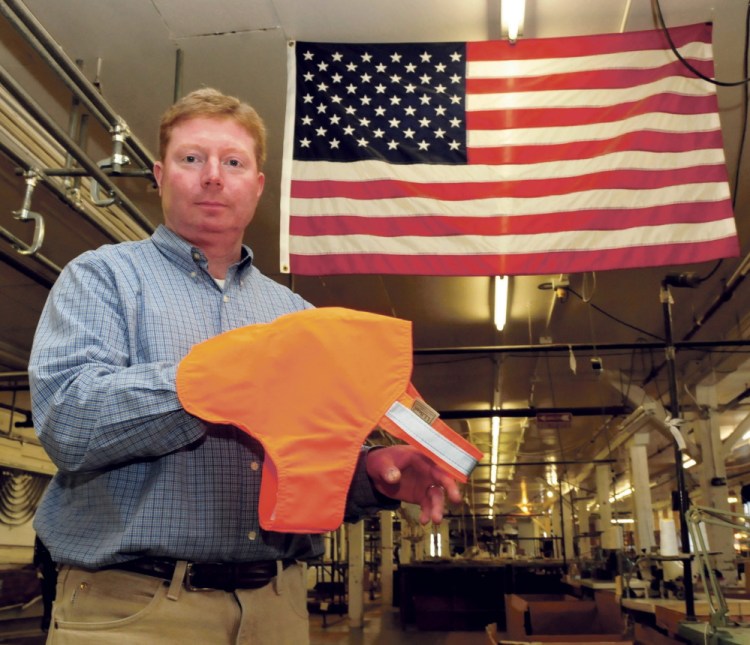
[343,446,400,522]
[28,254,205,473]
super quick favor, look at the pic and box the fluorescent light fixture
[611,518,635,524]
[494,276,508,331]
[729,496,739,504]
[501,0,526,43]
[682,454,697,469]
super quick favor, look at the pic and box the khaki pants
[46,561,310,644]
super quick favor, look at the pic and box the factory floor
[309,598,490,645]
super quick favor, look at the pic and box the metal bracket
[12,171,45,256]
[90,123,130,206]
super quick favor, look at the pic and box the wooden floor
[309,598,490,645]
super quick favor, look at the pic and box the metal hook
[12,172,46,256]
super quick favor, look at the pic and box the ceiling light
[494,276,508,331]
[682,455,697,469]
[501,0,526,44]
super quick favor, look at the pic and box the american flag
[279,23,738,276]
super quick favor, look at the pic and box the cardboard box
[494,591,631,643]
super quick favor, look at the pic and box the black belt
[107,557,296,591]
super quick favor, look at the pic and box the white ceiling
[2,0,750,525]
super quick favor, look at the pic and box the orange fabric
[176,307,482,533]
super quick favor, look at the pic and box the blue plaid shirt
[29,225,388,568]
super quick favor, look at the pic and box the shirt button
[248,531,257,541]
[223,295,230,303]
[192,251,201,262]
[190,271,197,278]
[250,461,259,471]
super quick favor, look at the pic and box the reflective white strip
[385,401,477,477]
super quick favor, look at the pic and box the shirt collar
[150,225,255,274]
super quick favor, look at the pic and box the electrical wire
[566,287,665,341]
[654,0,750,86]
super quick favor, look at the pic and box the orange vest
[176,307,482,533]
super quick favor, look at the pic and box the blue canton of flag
[293,42,468,164]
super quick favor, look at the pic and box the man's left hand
[365,445,462,524]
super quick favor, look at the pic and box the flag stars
[296,44,468,162]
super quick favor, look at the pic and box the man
[29,87,461,644]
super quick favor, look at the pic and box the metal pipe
[439,406,629,419]
[415,339,750,355]
[660,282,696,621]
[0,63,154,233]
[0,228,61,276]
[0,0,155,171]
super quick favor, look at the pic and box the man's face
[153,116,265,249]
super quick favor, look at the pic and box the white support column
[347,520,365,628]
[696,384,737,584]
[577,500,591,558]
[629,432,656,553]
[562,493,575,560]
[551,501,562,558]
[596,464,621,549]
[379,510,394,606]
[439,520,450,558]
[422,523,433,559]
[517,518,536,558]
